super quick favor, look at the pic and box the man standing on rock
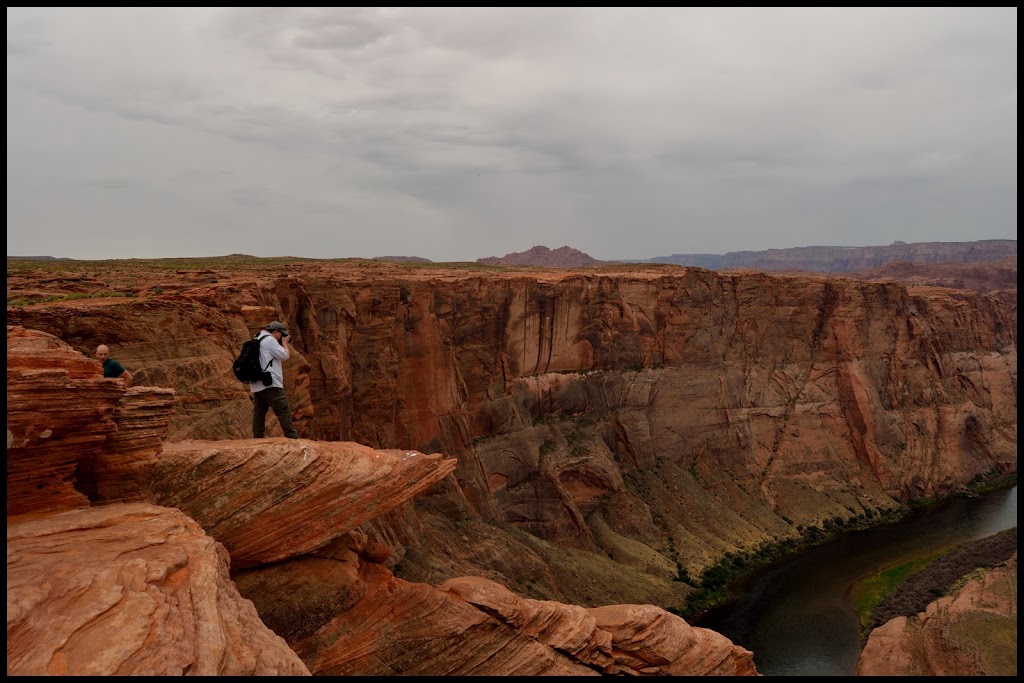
[95,344,133,387]
[251,320,299,439]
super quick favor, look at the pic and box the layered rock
[79,386,178,503]
[7,326,126,515]
[6,326,762,677]
[6,504,310,676]
[857,553,1017,676]
[151,439,457,567]
[852,259,1017,294]
[644,239,1017,273]
[445,577,758,675]
[6,260,1017,596]
[277,553,755,676]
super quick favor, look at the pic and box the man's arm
[121,369,133,387]
[266,335,290,361]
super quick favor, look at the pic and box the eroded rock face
[79,385,178,504]
[857,554,1017,676]
[646,239,1016,272]
[7,262,1017,592]
[285,561,758,676]
[445,577,759,675]
[233,529,755,676]
[4,322,765,677]
[151,439,457,567]
[7,326,178,514]
[6,504,310,676]
[7,326,126,515]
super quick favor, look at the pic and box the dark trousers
[252,387,299,438]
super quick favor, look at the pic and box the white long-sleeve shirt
[249,330,290,392]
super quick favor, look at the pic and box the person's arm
[121,369,133,387]
[267,335,290,361]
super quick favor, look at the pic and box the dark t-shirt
[103,358,127,378]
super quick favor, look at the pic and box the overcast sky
[6,8,1018,262]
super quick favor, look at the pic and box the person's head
[96,344,110,362]
[266,321,289,340]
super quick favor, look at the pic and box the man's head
[267,321,289,339]
[96,344,110,362]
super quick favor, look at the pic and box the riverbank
[686,472,1017,620]
[852,527,1017,636]
[691,483,1017,675]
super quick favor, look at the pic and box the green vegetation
[856,528,1017,638]
[4,254,535,279]
[853,551,946,631]
[682,536,801,618]
[564,430,585,456]
[964,469,1018,495]
[7,291,137,307]
[6,254,355,274]
[622,471,649,496]
[390,260,511,272]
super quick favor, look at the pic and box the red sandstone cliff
[478,245,605,267]
[849,258,1017,294]
[857,554,1017,676]
[6,259,1017,610]
[645,239,1016,273]
[6,326,759,676]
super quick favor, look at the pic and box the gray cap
[267,321,288,332]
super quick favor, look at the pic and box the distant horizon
[8,237,1018,264]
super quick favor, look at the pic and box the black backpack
[232,334,272,383]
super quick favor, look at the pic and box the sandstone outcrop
[6,504,310,676]
[445,577,758,675]
[7,259,1016,605]
[6,325,762,676]
[644,238,1016,272]
[151,439,458,567]
[7,326,132,515]
[857,553,1017,676]
[851,258,1017,294]
[276,554,755,676]
[479,245,606,267]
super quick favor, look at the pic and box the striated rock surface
[857,553,1017,676]
[6,259,1017,603]
[152,439,457,567]
[445,577,758,675]
[643,239,1017,272]
[6,503,310,676]
[4,323,763,677]
[79,386,178,504]
[7,326,126,515]
[851,258,1017,294]
[286,559,757,676]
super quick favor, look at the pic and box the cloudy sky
[6,7,1017,261]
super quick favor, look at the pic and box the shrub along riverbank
[855,526,1017,636]
[680,471,1016,621]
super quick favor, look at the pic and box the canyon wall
[7,261,1017,607]
[6,325,758,676]
[857,554,1017,676]
[645,239,1016,273]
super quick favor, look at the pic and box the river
[693,485,1017,676]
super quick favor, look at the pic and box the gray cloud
[6,7,1017,261]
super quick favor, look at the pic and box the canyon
[6,255,1017,675]
[641,239,1017,273]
